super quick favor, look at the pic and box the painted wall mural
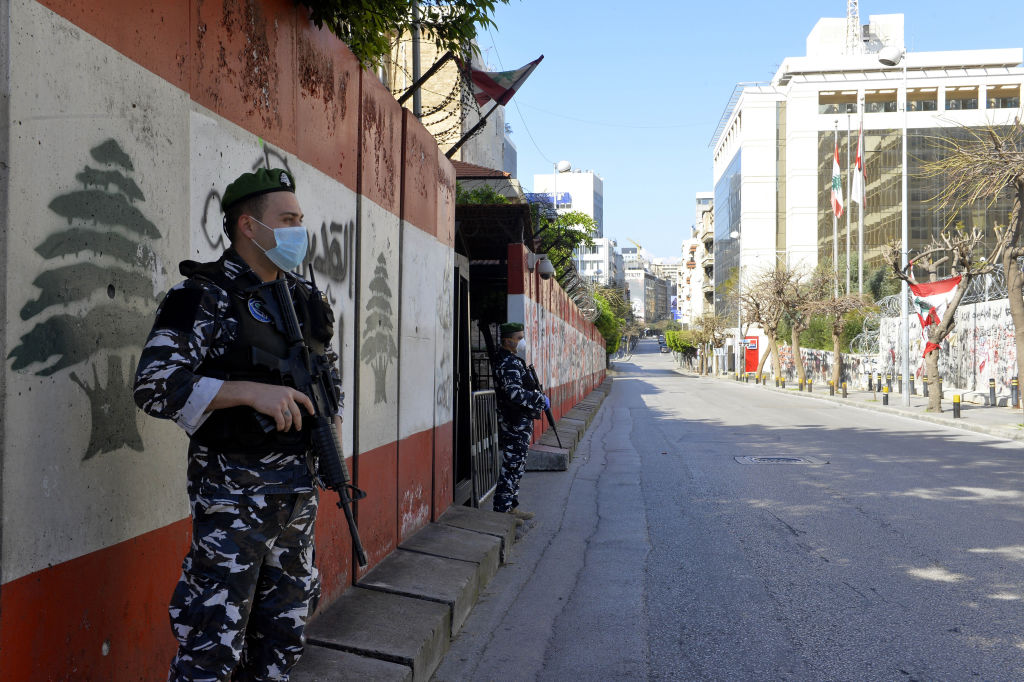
[521,296,605,405]
[8,138,162,459]
[361,252,398,403]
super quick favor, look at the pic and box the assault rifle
[250,275,368,568]
[526,364,562,449]
[478,322,562,448]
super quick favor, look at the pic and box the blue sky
[482,0,1023,259]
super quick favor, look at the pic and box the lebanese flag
[463,55,544,107]
[831,139,844,217]
[910,276,961,328]
[851,116,866,205]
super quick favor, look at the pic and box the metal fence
[470,390,501,507]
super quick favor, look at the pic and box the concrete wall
[506,245,607,427]
[0,1,454,679]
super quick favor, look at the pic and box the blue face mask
[250,217,308,272]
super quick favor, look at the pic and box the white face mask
[515,338,527,358]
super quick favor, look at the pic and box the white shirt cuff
[176,377,224,436]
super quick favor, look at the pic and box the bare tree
[803,266,872,389]
[921,122,1024,398]
[781,264,820,386]
[740,263,798,381]
[882,226,1003,411]
[694,313,728,376]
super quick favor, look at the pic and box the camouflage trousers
[168,489,320,682]
[492,413,534,513]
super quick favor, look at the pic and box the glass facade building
[816,126,1015,278]
[714,151,742,318]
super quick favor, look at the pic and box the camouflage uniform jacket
[134,247,341,495]
[494,348,546,422]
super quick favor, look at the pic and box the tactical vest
[181,255,335,452]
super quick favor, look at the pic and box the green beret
[500,322,524,338]
[221,167,295,212]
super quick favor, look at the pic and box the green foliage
[532,207,597,278]
[593,290,625,354]
[783,309,869,353]
[666,330,697,356]
[455,181,508,205]
[299,0,511,68]
[867,264,901,301]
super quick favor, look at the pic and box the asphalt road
[432,339,1024,681]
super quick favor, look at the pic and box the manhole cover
[734,455,828,465]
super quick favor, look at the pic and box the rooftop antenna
[846,0,862,55]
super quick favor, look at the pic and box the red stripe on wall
[0,517,191,682]
[353,442,398,578]
[397,428,435,542]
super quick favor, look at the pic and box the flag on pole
[910,276,961,328]
[851,116,866,205]
[462,55,544,107]
[831,139,844,218]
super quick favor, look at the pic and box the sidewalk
[290,375,615,682]
[675,364,1024,443]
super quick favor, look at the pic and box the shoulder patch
[154,288,204,333]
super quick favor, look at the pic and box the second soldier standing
[492,322,548,520]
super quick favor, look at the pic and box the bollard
[780,378,786,389]
[829,381,835,396]
[842,381,848,398]
[877,372,883,393]
[799,378,805,392]
[882,385,889,405]
[938,378,943,397]
[953,393,961,418]
[910,376,916,395]
[1013,377,1019,408]
[886,373,892,394]
[808,379,813,393]
[923,376,929,398]
[867,374,873,391]
[775,377,780,388]
[989,378,997,407]
[898,374,903,394]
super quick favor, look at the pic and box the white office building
[575,237,625,287]
[711,13,1024,324]
[533,169,605,237]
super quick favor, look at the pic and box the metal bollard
[886,373,892,393]
[910,376,916,395]
[1013,377,1019,408]
[780,378,786,389]
[882,385,889,405]
[877,373,883,393]
[799,378,805,392]
[938,378,943,397]
[829,381,835,396]
[923,376,929,398]
[808,379,813,393]
[775,377,780,387]
[842,381,848,398]
[989,378,997,407]
[897,373,903,394]
[867,374,874,391]
[953,393,961,418]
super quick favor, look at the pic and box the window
[987,85,1020,109]
[946,87,978,111]
[908,88,937,112]
[865,89,897,113]
[819,90,857,115]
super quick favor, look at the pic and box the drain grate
[734,455,828,465]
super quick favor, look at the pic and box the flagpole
[446,101,500,158]
[846,114,851,295]
[397,51,453,105]
[833,121,839,298]
[858,119,864,297]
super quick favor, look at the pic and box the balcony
[686,260,696,269]
[701,251,714,269]
[701,280,714,294]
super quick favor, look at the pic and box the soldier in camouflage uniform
[134,168,341,682]
[492,322,548,519]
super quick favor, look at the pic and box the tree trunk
[791,325,806,385]
[832,332,842,389]
[925,348,942,412]
[1003,184,1024,399]
[756,336,772,378]
[770,336,782,380]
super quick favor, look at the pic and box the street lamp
[730,229,741,376]
[878,45,911,406]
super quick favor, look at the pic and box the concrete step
[526,443,570,471]
[290,644,412,681]
[303,587,449,682]
[398,523,503,602]
[437,505,517,563]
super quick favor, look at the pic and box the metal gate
[469,389,500,507]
